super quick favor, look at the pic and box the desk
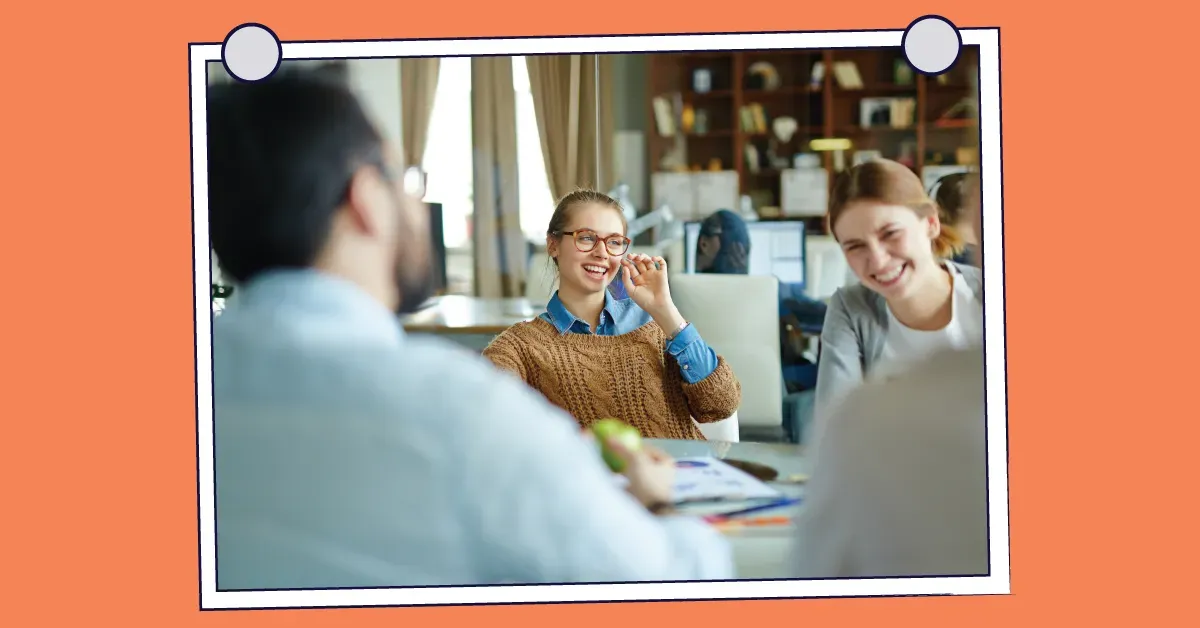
[650,438,808,580]
[401,296,540,350]
[402,295,540,334]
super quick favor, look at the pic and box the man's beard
[387,188,436,316]
[393,259,435,315]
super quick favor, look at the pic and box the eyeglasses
[336,161,427,214]
[559,229,631,256]
[363,162,427,202]
[402,165,426,199]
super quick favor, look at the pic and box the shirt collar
[544,290,620,335]
[224,268,405,346]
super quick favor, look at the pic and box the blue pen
[706,497,802,521]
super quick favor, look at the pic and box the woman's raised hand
[620,253,672,314]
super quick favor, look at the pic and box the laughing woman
[811,159,983,446]
[482,189,742,440]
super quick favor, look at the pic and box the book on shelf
[652,96,676,136]
[832,61,864,89]
[739,103,768,134]
[859,97,916,129]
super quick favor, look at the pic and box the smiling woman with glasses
[482,189,742,440]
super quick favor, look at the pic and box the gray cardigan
[811,261,983,440]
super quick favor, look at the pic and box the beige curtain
[526,55,615,199]
[470,57,526,298]
[400,58,440,166]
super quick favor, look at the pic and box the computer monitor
[426,202,449,295]
[682,220,807,292]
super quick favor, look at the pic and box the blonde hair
[543,189,627,274]
[827,159,965,260]
[546,189,626,240]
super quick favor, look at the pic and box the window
[422,57,555,295]
[513,57,557,242]
[421,57,473,250]
[421,56,555,250]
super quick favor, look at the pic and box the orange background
[3,1,1194,626]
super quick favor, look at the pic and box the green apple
[592,418,643,473]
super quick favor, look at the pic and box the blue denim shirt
[540,290,720,385]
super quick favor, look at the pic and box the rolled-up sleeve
[665,324,719,384]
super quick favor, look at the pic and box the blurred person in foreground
[790,168,987,579]
[207,68,731,590]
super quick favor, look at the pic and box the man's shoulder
[397,335,584,449]
[390,334,534,393]
[216,323,548,421]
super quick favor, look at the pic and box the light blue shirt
[541,290,720,384]
[212,269,733,590]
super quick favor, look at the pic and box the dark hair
[698,209,751,274]
[932,172,975,226]
[206,68,385,284]
[827,159,965,260]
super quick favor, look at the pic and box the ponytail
[933,223,966,260]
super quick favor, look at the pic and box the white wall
[205,59,403,151]
[346,59,403,154]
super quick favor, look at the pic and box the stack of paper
[671,457,781,503]
[611,456,782,503]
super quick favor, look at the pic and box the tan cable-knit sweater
[482,318,741,440]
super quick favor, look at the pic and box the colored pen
[711,516,793,530]
[703,497,802,523]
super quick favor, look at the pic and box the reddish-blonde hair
[827,159,965,260]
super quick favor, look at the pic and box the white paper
[608,456,781,503]
[671,457,781,503]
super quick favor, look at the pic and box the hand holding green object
[590,418,643,473]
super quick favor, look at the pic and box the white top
[791,345,989,578]
[870,263,983,383]
[212,269,732,589]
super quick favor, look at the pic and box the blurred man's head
[206,68,433,314]
[696,210,751,274]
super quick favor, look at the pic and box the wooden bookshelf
[645,46,980,233]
